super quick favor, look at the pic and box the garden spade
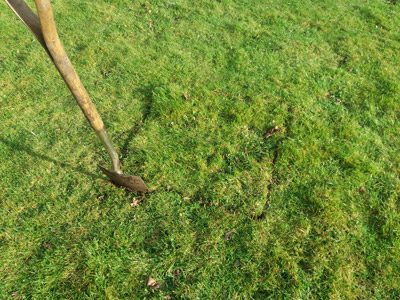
[5,0,149,192]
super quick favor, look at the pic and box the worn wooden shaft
[35,0,103,131]
[34,0,121,173]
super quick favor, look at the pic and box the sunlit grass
[1,0,400,298]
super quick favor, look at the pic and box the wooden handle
[34,0,104,132]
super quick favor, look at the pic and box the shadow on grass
[1,83,156,182]
[119,84,155,160]
[0,135,104,180]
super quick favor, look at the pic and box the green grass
[1,0,400,298]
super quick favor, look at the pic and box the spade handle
[35,0,122,173]
[34,0,104,132]
[5,0,122,173]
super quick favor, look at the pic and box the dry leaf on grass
[265,126,281,138]
[147,277,161,290]
[224,229,235,241]
[170,269,181,277]
[130,198,141,208]
[42,242,52,249]
[11,291,21,299]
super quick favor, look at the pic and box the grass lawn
[1,0,400,298]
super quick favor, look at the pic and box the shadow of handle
[0,135,104,180]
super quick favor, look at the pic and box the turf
[1,0,400,298]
